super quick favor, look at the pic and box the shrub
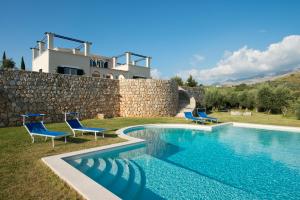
[295,100,300,120]
[1,58,15,69]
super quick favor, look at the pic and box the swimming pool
[63,124,300,200]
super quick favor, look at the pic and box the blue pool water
[64,125,300,199]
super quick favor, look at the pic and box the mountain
[220,68,300,86]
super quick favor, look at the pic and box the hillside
[254,71,300,97]
[221,69,300,87]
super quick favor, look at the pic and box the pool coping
[42,122,300,200]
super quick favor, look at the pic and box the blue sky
[1,0,300,84]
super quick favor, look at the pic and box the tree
[20,56,25,70]
[1,58,15,69]
[246,89,257,110]
[273,86,292,115]
[294,99,300,120]
[185,75,198,87]
[224,90,239,108]
[256,84,275,113]
[238,91,248,108]
[235,83,248,91]
[204,87,224,110]
[238,90,257,109]
[2,51,6,61]
[170,76,184,86]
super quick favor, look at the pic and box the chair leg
[31,136,35,143]
[102,132,104,138]
[45,136,47,141]
[94,132,97,141]
[72,130,76,137]
[64,136,67,143]
[52,138,54,148]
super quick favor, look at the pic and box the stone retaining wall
[181,86,205,106]
[119,79,178,117]
[0,70,120,127]
[0,70,180,127]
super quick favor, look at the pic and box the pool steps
[74,157,146,199]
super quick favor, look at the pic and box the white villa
[31,32,151,79]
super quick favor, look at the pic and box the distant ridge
[219,68,300,86]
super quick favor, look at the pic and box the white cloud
[180,35,300,84]
[151,68,161,79]
[190,54,205,66]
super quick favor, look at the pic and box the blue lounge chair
[184,112,205,124]
[65,112,106,141]
[197,111,219,123]
[21,113,70,148]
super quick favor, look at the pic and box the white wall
[48,50,90,74]
[127,64,151,78]
[32,51,49,72]
[32,49,151,79]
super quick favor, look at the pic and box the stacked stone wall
[0,70,120,127]
[119,79,178,117]
[0,70,182,127]
[181,86,205,106]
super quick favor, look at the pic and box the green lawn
[211,111,300,127]
[1,115,299,200]
[0,117,189,200]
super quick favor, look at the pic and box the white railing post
[125,52,131,65]
[145,57,151,67]
[46,32,54,50]
[84,42,90,56]
[38,41,45,55]
[112,57,117,68]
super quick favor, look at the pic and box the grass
[211,111,300,127]
[1,115,299,200]
[0,117,189,200]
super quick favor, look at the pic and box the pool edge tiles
[41,122,300,200]
[233,122,300,133]
[42,140,145,200]
[42,123,219,200]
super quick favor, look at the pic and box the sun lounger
[65,112,106,141]
[21,113,70,148]
[184,112,205,124]
[197,111,218,123]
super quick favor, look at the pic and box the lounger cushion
[25,122,68,137]
[67,119,83,129]
[25,122,46,132]
[184,112,205,122]
[67,119,106,132]
[198,112,218,121]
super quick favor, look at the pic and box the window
[133,76,146,79]
[90,59,109,68]
[57,66,84,76]
[104,62,108,68]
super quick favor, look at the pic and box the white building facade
[31,32,151,79]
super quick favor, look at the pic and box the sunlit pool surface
[64,125,300,199]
